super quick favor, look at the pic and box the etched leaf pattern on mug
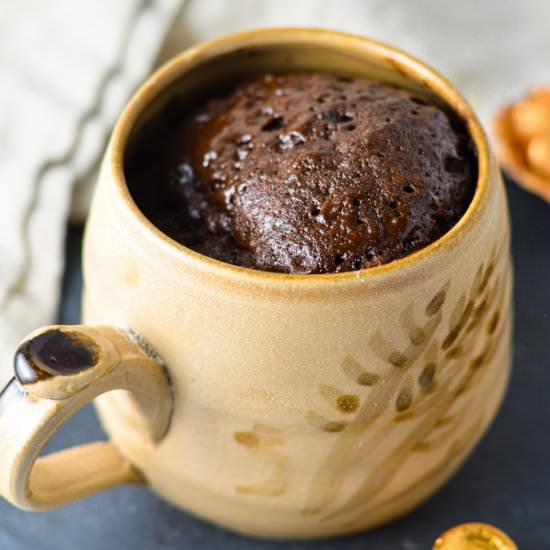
[233,424,290,497]
[299,241,511,526]
[232,236,510,528]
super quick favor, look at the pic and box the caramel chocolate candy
[527,133,550,178]
[511,93,550,141]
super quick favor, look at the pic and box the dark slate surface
[1,179,549,550]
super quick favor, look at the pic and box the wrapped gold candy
[433,522,518,549]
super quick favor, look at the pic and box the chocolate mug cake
[126,73,476,274]
[0,30,510,541]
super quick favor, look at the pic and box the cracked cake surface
[127,73,476,274]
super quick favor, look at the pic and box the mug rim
[110,27,491,287]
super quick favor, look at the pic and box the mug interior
[127,43,449,141]
[113,29,490,283]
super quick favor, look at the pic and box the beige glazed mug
[0,29,512,539]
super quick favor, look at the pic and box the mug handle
[0,325,172,511]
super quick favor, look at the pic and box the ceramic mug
[0,29,512,539]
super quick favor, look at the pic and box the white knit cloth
[1,0,549,387]
[0,0,185,386]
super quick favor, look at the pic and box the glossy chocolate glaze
[126,73,476,274]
